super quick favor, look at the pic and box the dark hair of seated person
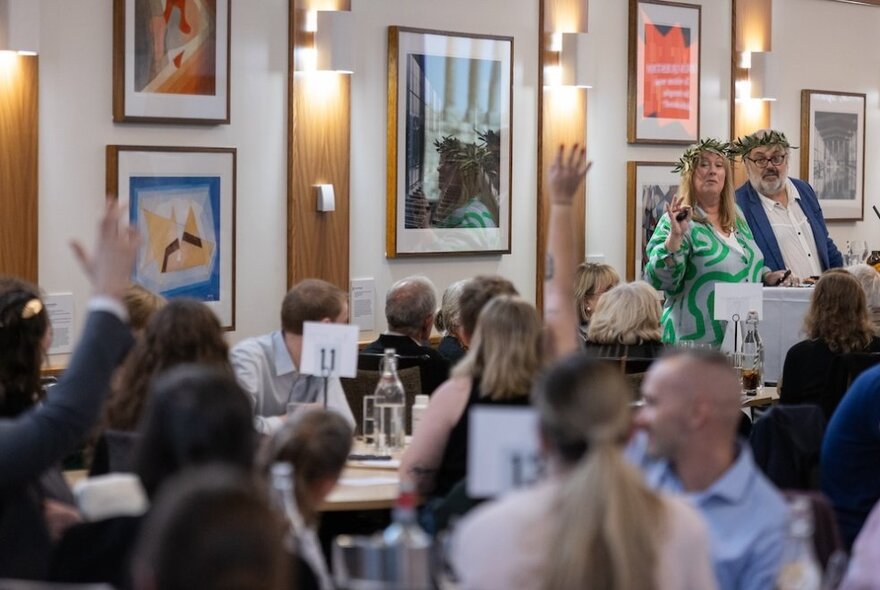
[0,277,50,417]
[134,364,257,499]
[103,298,232,432]
[132,465,290,590]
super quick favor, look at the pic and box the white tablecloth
[760,287,812,384]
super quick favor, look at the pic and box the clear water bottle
[269,462,301,551]
[740,310,764,396]
[776,497,821,590]
[382,482,432,589]
[375,348,405,452]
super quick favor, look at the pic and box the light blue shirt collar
[271,330,296,377]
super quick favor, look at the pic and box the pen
[776,269,791,286]
[873,205,880,222]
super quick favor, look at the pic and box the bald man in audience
[362,276,449,395]
[230,279,355,434]
[629,350,789,590]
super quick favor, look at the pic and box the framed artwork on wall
[626,161,680,280]
[106,145,236,329]
[627,0,701,145]
[800,90,866,221]
[386,26,513,257]
[112,0,231,124]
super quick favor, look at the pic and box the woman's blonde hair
[678,150,738,233]
[804,269,875,353]
[587,281,662,345]
[123,284,166,333]
[534,355,663,590]
[573,263,620,323]
[434,279,468,336]
[453,296,542,400]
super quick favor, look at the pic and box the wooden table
[741,385,779,409]
[320,441,402,512]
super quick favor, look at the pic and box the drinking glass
[362,395,377,444]
[735,351,763,396]
[853,240,869,264]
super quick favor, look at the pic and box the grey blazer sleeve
[0,310,133,491]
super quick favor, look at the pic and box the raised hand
[70,199,140,300]
[549,144,591,205]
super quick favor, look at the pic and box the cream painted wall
[38,0,288,352]
[34,0,880,349]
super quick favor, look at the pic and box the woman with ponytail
[451,354,717,589]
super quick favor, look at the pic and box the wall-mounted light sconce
[544,32,593,88]
[735,50,775,101]
[315,184,336,212]
[0,0,39,55]
[297,9,353,74]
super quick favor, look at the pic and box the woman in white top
[452,354,718,590]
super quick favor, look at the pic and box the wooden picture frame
[800,90,866,221]
[106,145,237,329]
[386,26,513,257]
[627,0,701,144]
[626,161,680,280]
[113,0,231,124]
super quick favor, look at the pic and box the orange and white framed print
[113,0,230,124]
[627,0,700,145]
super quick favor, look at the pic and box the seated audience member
[821,364,880,548]
[91,298,231,475]
[434,279,469,365]
[51,365,257,586]
[122,283,166,336]
[780,270,880,418]
[457,275,518,349]
[584,280,665,364]
[0,201,138,580]
[630,349,789,590]
[268,409,353,590]
[848,263,880,335]
[840,497,880,590]
[231,279,355,434]
[453,355,717,590]
[362,275,450,395]
[401,145,586,499]
[132,466,290,590]
[573,261,620,342]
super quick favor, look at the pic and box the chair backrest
[826,352,880,419]
[357,353,430,372]
[340,366,422,435]
[749,404,826,490]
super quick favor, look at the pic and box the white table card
[467,406,541,498]
[300,321,359,378]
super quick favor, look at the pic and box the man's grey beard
[750,173,786,197]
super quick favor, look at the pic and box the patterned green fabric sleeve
[645,215,690,297]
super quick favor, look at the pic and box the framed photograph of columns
[800,90,866,221]
[627,0,701,144]
[626,161,680,280]
[386,27,513,257]
[112,0,231,124]
[106,146,236,329]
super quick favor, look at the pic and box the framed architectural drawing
[800,90,866,221]
[113,0,231,124]
[627,161,680,280]
[627,0,701,144]
[386,26,513,257]
[106,145,236,329]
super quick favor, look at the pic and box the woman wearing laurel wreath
[644,139,791,346]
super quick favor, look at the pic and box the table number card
[300,321,359,378]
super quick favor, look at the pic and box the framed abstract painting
[113,0,231,124]
[386,26,513,257]
[626,161,680,280]
[106,145,236,329]
[627,0,701,144]
[800,90,866,221]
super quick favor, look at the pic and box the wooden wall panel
[0,54,38,283]
[535,0,588,312]
[288,0,351,291]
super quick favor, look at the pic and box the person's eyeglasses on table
[745,154,786,168]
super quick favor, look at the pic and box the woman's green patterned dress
[645,207,768,346]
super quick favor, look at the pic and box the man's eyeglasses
[745,154,786,168]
